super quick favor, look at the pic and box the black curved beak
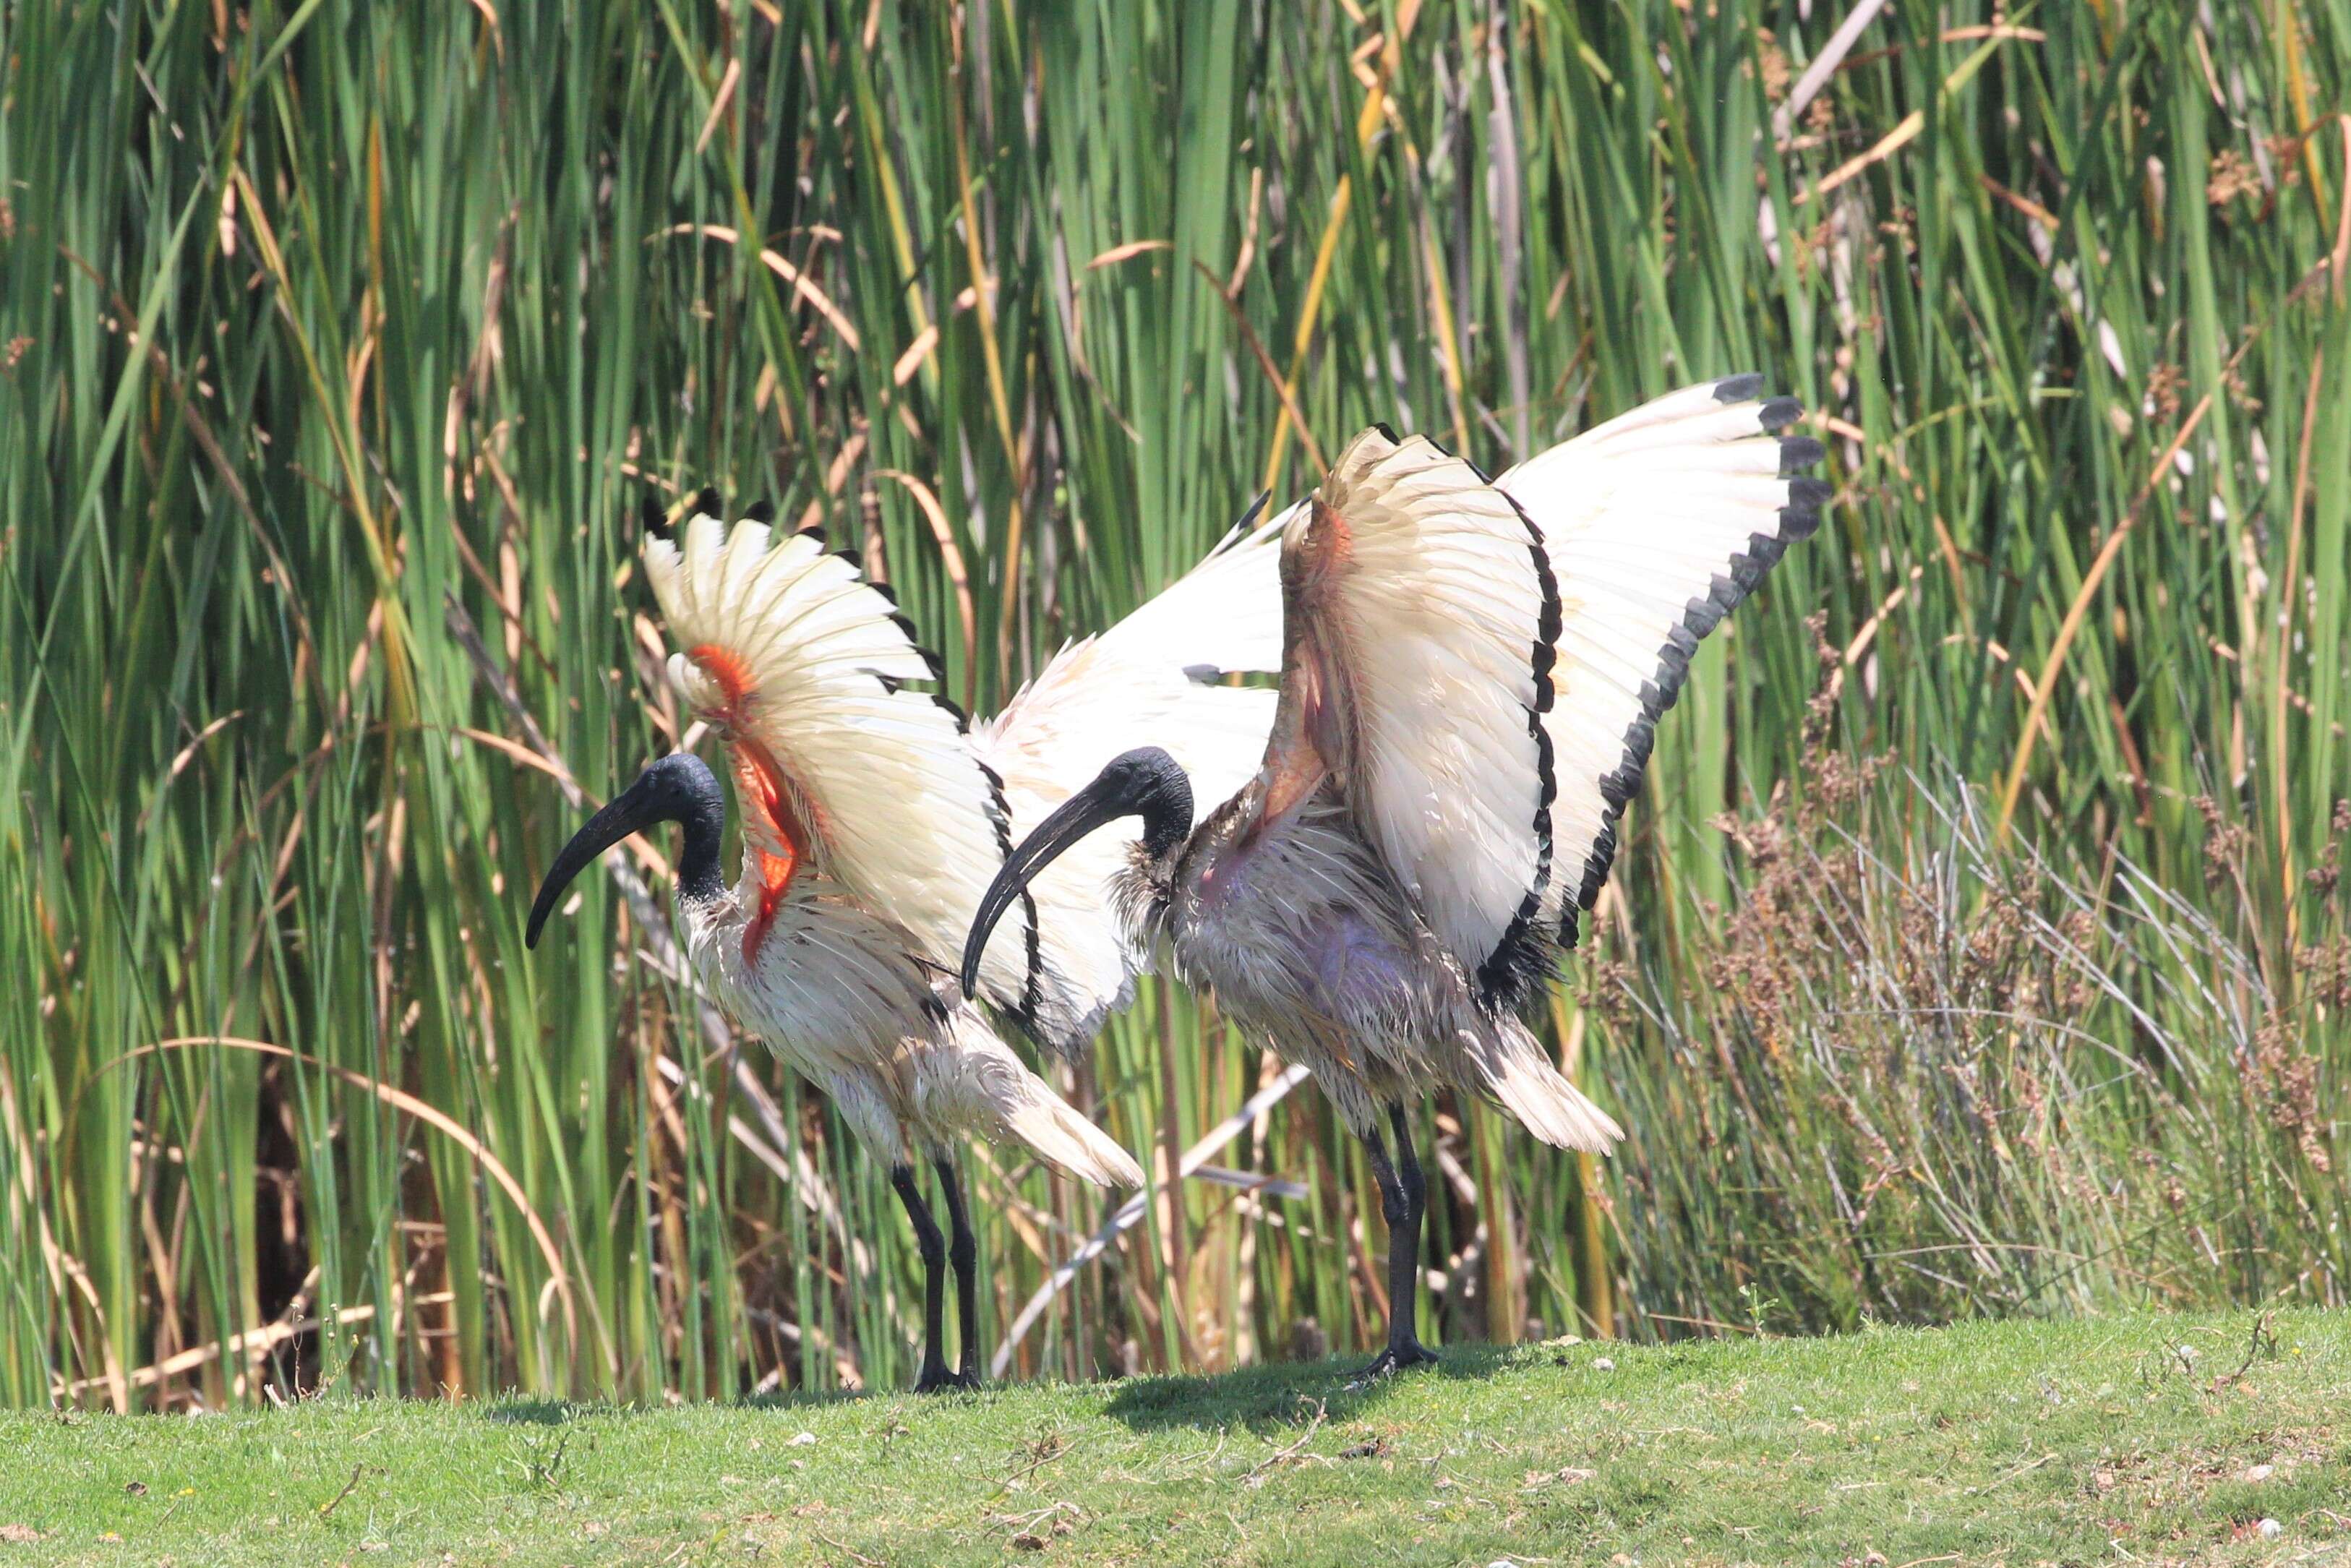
[959,747,1192,998]
[526,753,725,948]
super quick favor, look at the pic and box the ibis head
[959,746,1191,998]
[526,752,727,948]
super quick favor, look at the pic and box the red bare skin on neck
[688,643,812,962]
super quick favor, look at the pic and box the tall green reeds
[1,0,2344,1407]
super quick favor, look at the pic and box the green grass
[2,1311,2346,1565]
[4,0,2348,1406]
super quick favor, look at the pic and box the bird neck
[674,792,727,907]
[1132,757,1194,860]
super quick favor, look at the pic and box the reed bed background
[3,0,2347,1409]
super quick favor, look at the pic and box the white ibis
[528,497,1281,1390]
[964,377,1828,1374]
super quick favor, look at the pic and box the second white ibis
[964,377,1829,1374]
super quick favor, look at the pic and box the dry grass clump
[1593,634,2348,1336]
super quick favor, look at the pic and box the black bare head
[959,747,1192,996]
[526,753,727,948]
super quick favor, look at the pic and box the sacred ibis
[528,497,1282,1389]
[964,377,1828,1374]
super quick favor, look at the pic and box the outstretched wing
[1259,427,1561,1003]
[641,510,1036,1000]
[973,509,1285,1054]
[1500,374,1828,957]
[1254,377,1828,1009]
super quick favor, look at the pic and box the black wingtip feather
[694,486,723,519]
[1712,372,1765,403]
[1777,436,1826,475]
[1728,536,1781,596]
[641,496,672,537]
[1476,487,1564,1012]
[1558,428,1833,947]
[1567,817,1621,942]
[1757,396,1803,432]
[1743,529,1791,573]
[1225,489,1272,544]
[891,614,946,676]
[740,500,775,525]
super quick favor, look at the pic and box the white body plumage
[1126,794,1615,1148]
[677,865,1139,1185]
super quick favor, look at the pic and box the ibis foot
[912,1362,961,1395]
[1354,1340,1440,1380]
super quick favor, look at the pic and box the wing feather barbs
[1496,375,1831,954]
[972,502,1286,1056]
[642,510,1035,995]
[1267,429,1561,1003]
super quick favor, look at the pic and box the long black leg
[1388,1103,1428,1231]
[933,1157,982,1389]
[1386,1104,1436,1366]
[1358,1115,1439,1378]
[1389,1101,1429,1276]
[890,1165,953,1392]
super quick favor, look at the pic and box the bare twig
[1773,0,1887,142]
[317,1464,365,1518]
[2214,1309,2277,1389]
[1984,1452,2057,1489]
[814,1533,883,1568]
[1244,1397,1328,1486]
[991,1065,1309,1377]
[990,1428,1078,1499]
[1191,259,1329,477]
[655,224,860,349]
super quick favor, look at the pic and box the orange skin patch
[1250,494,1351,836]
[688,643,813,963]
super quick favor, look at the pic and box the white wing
[1249,378,1827,1009]
[1499,374,1828,952]
[1259,427,1559,1001]
[641,511,1037,1002]
[973,510,1285,1054]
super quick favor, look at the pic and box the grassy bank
[4,0,2347,1405]
[2,1311,2346,1566]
